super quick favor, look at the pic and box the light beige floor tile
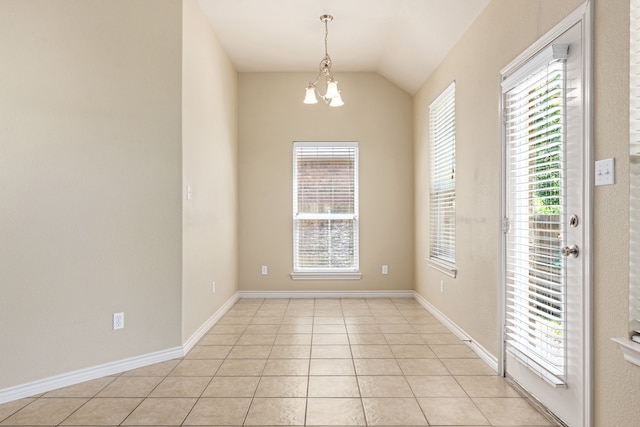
[390,344,437,359]
[314,316,345,325]
[413,324,451,334]
[198,333,241,345]
[96,376,163,397]
[185,345,232,359]
[244,397,306,425]
[456,375,521,397]
[311,344,352,358]
[269,345,311,359]
[353,359,403,375]
[281,316,313,325]
[418,397,490,425]
[169,359,222,376]
[274,333,312,345]
[404,315,440,324]
[227,345,272,359]
[406,375,467,397]
[421,333,462,344]
[122,360,180,377]
[182,397,251,425]
[312,333,349,345]
[244,324,281,334]
[361,397,428,425]
[350,344,394,359]
[358,376,414,397]
[1,398,87,425]
[346,324,382,334]
[209,324,248,334]
[149,376,211,397]
[398,359,449,375]
[344,316,377,325]
[378,324,416,334]
[308,376,360,397]
[0,398,35,422]
[236,333,277,346]
[263,359,310,376]
[310,359,356,375]
[441,359,498,376]
[60,397,142,425]
[348,333,386,344]
[254,376,308,397]
[430,344,478,358]
[249,316,283,325]
[342,309,373,317]
[473,397,554,426]
[216,359,267,376]
[306,398,366,425]
[43,377,116,397]
[218,315,252,324]
[202,376,259,397]
[256,309,287,318]
[383,333,425,345]
[278,324,313,334]
[313,324,347,334]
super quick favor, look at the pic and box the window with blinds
[293,142,359,275]
[429,83,456,272]
[630,0,640,343]
[503,46,567,385]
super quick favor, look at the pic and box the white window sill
[427,258,457,278]
[290,272,362,280]
[612,338,640,367]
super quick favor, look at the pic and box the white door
[501,11,590,427]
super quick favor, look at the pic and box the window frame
[291,141,361,280]
[428,82,457,277]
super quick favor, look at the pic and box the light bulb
[329,92,344,107]
[303,86,318,104]
[325,80,339,98]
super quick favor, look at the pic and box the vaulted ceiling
[197,0,491,94]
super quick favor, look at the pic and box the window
[292,142,360,280]
[429,82,456,276]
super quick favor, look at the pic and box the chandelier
[303,15,344,107]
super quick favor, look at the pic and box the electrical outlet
[261,266,268,275]
[212,281,216,293]
[382,265,388,275]
[440,280,445,293]
[113,312,124,330]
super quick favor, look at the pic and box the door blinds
[429,83,456,267]
[503,46,568,386]
[293,142,359,272]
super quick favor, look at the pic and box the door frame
[498,2,593,426]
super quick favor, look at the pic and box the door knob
[561,244,579,258]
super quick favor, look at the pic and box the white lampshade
[304,86,318,104]
[325,80,339,98]
[329,92,344,107]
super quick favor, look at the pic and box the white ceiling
[197,0,490,94]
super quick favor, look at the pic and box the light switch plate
[595,158,615,186]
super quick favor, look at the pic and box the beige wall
[0,0,183,388]
[181,0,238,342]
[415,0,640,425]
[238,73,414,292]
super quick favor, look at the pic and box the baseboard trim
[182,293,240,354]
[413,291,499,373]
[238,290,415,299]
[0,292,241,405]
[0,346,183,404]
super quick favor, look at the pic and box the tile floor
[0,298,558,426]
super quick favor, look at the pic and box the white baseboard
[0,346,183,405]
[238,290,415,299]
[0,292,241,405]
[413,291,499,373]
[182,293,240,354]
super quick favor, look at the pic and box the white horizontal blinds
[630,0,640,340]
[504,52,567,384]
[293,142,359,272]
[429,83,456,266]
